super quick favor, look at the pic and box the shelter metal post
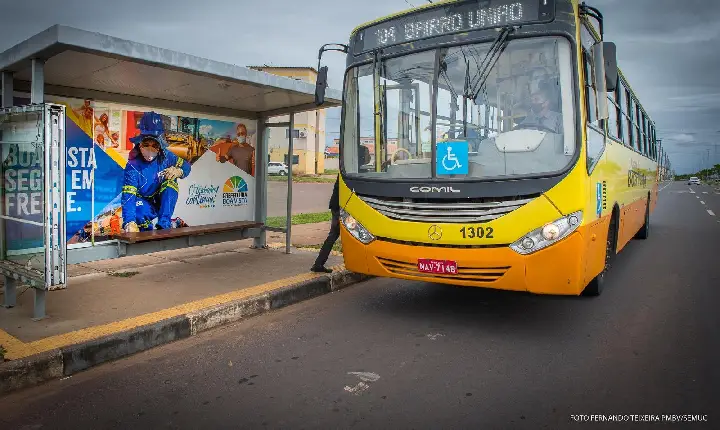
[2,276,16,308]
[254,119,269,249]
[286,114,294,254]
[1,71,12,264]
[34,289,46,320]
[31,58,44,104]
[1,71,12,107]
[1,72,13,303]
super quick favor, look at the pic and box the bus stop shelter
[0,25,341,319]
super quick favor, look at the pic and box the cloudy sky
[1,0,717,173]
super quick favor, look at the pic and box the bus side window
[584,49,605,174]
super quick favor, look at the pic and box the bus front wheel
[583,211,618,297]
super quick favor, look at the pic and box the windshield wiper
[467,25,515,101]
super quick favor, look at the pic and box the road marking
[689,189,696,194]
[703,191,708,194]
[344,372,380,395]
[345,382,370,395]
[708,210,716,217]
[0,328,26,354]
[696,196,700,199]
[427,333,445,340]
[348,372,381,382]
[701,201,705,205]
[659,183,672,192]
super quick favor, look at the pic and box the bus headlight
[509,211,583,255]
[340,209,375,244]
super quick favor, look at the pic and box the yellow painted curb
[1,265,345,361]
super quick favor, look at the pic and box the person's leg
[311,211,340,272]
[157,180,179,229]
[136,198,157,232]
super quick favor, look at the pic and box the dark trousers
[314,210,340,268]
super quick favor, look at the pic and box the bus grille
[377,257,510,283]
[358,195,534,224]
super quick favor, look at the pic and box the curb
[0,269,370,396]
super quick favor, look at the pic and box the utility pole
[657,138,663,180]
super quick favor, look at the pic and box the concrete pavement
[268,221,336,247]
[0,220,353,394]
[1,181,718,428]
[268,182,333,217]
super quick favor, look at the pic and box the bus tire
[583,209,618,297]
[634,195,650,240]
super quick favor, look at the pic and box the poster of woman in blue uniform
[120,112,191,232]
[46,95,257,244]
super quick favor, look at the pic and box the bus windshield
[341,36,576,181]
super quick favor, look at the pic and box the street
[682,182,720,222]
[1,181,718,429]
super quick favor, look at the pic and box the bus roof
[580,15,656,127]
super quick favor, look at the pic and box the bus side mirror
[602,42,618,92]
[592,42,609,120]
[315,66,329,106]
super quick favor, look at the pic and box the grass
[324,169,340,175]
[266,211,332,229]
[268,174,335,183]
[298,242,343,253]
[108,271,140,278]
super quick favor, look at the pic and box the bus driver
[519,85,563,134]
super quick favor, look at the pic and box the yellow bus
[314,0,659,296]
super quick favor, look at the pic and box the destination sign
[353,0,555,54]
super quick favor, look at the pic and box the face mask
[530,102,545,114]
[238,135,247,144]
[141,147,158,161]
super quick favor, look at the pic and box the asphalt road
[2,181,718,429]
[681,181,720,223]
[267,181,333,217]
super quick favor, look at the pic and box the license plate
[417,259,458,275]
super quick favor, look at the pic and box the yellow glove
[125,222,139,233]
[160,166,184,180]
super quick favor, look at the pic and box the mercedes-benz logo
[428,225,442,241]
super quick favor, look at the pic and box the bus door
[382,82,423,164]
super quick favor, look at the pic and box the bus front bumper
[339,226,590,296]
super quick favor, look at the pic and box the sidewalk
[269,221,338,248]
[0,222,361,394]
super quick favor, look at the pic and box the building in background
[249,66,328,174]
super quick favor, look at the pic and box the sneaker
[310,266,332,273]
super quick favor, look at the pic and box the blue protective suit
[121,151,190,230]
[121,112,191,231]
[122,150,190,231]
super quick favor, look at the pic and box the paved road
[268,181,333,217]
[2,181,718,429]
[679,181,720,223]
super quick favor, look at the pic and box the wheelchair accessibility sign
[436,141,469,175]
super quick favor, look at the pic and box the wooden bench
[110,221,263,256]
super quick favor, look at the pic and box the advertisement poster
[1,98,45,253]
[47,96,258,245]
[92,105,123,150]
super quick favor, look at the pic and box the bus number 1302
[460,226,494,239]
